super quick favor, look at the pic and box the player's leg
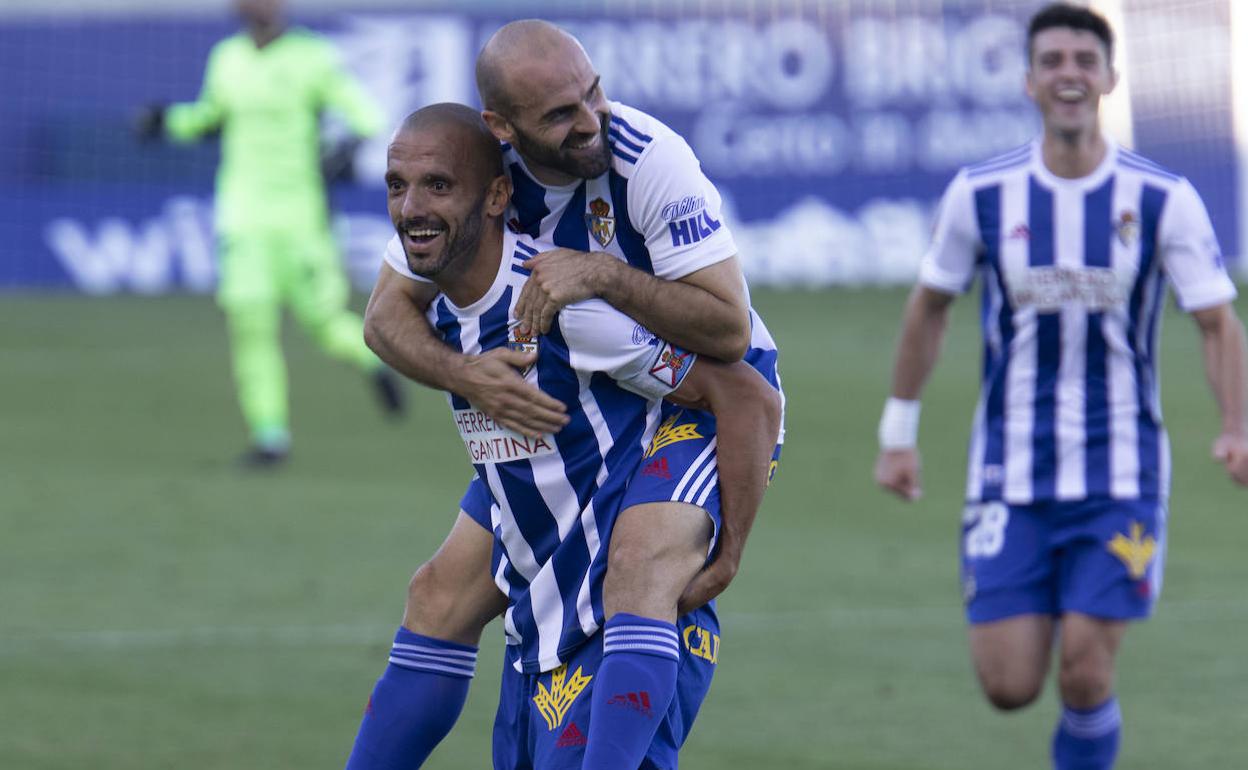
[1050,613,1126,770]
[968,614,1054,710]
[528,603,719,770]
[283,228,404,416]
[582,500,711,770]
[961,501,1059,710]
[583,408,722,769]
[1047,498,1164,770]
[217,232,290,463]
[346,484,506,769]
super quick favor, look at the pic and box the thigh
[968,613,1055,705]
[961,501,1057,622]
[279,227,349,322]
[604,500,712,620]
[1057,498,1166,620]
[216,231,279,310]
[404,511,507,644]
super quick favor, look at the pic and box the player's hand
[676,552,739,616]
[133,103,167,142]
[514,248,613,335]
[1212,433,1248,487]
[875,447,923,501]
[456,348,569,438]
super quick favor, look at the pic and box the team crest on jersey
[1115,210,1139,248]
[644,411,703,458]
[649,341,693,388]
[533,664,593,731]
[1107,520,1157,580]
[586,197,615,247]
[508,323,538,376]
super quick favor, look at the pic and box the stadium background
[2,0,1246,767]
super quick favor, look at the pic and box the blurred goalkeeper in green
[137,0,403,467]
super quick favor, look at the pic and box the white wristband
[878,397,921,449]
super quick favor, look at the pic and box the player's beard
[512,113,611,181]
[401,195,487,279]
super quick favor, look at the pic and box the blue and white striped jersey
[386,101,737,285]
[383,100,786,435]
[921,139,1237,504]
[424,228,706,674]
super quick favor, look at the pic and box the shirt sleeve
[314,38,384,139]
[1159,178,1238,312]
[917,170,980,294]
[559,300,698,401]
[625,134,737,281]
[381,234,434,283]
[165,43,227,143]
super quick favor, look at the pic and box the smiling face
[1026,26,1117,140]
[482,36,612,185]
[384,122,507,281]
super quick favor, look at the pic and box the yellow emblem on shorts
[1107,521,1156,580]
[644,412,703,458]
[533,663,593,731]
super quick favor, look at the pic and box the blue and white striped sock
[344,628,477,769]
[582,613,681,770]
[1052,696,1122,770]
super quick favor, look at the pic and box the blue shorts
[460,405,783,545]
[960,497,1167,624]
[491,604,720,770]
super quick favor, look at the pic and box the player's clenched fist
[514,248,614,334]
[456,348,568,438]
[1213,434,1248,487]
[875,448,923,501]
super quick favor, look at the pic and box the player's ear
[481,110,514,144]
[485,174,511,217]
[1105,65,1119,96]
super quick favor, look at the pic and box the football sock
[344,628,477,770]
[1051,696,1121,770]
[582,614,681,769]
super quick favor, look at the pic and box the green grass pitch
[2,289,1245,768]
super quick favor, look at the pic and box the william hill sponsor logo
[668,210,721,247]
[661,195,706,222]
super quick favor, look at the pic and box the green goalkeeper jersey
[165,28,382,234]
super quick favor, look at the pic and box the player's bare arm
[364,263,568,438]
[514,251,752,362]
[1192,302,1248,485]
[875,284,957,501]
[664,358,783,614]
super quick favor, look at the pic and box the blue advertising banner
[0,3,1240,293]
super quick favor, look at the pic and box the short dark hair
[1027,3,1114,64]
[398,103,503,182]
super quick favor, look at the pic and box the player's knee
[1057,655,1114,707]
[977,667,1044,711]
[403,561,461,635]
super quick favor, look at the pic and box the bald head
[395,103,503,186]
[476,20,588,116]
